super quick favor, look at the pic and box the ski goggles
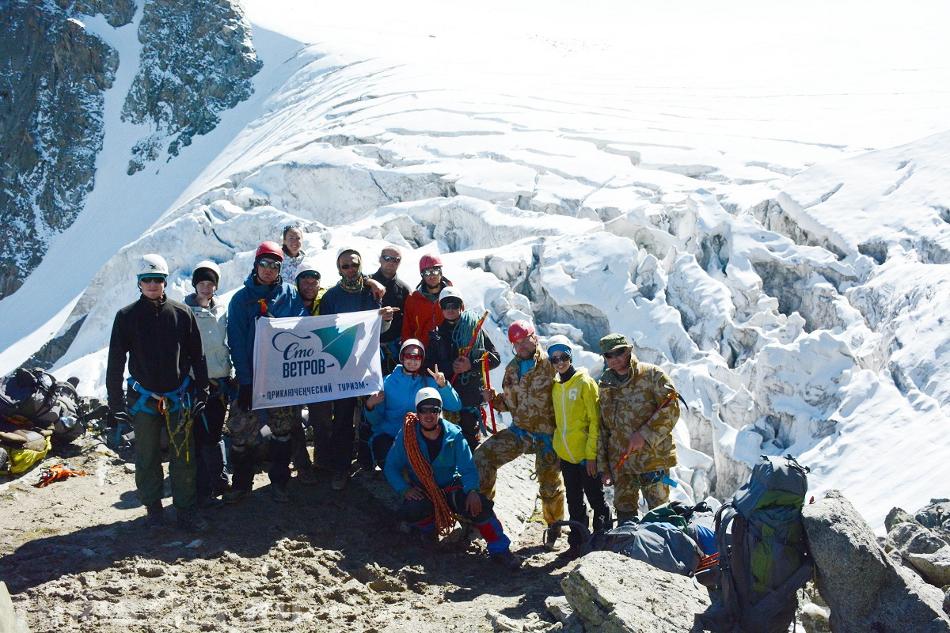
[256,259,282,271]
[421,267,443,277]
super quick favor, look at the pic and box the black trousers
[327,397,357,472]
[371,433,395,468]
[560,459,612,545]
[194,391,228,498]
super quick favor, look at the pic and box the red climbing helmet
[507,320,536,344]
[418,254,443,273]
[255,241,283,261]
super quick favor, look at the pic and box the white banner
[252,310,383,409]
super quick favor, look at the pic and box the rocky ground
[0,433,578,632]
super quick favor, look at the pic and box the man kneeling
[384,388,520,569]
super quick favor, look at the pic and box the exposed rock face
[54,0,136,26]
[803,490,950,633]
[121,0,262,174]
[0,0,120,299]
[560,551,709,632]
[886,509,950,588]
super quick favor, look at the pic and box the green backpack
[697,454,814,633]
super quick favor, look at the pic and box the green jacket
[597,357,680,475]
[552,368,600,465]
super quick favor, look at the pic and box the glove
[191,398,207,421]
[238,384,252,412]
[109,408,131,427]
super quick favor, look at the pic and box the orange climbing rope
[403,412,456,536]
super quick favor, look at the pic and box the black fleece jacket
[106,295,209,410]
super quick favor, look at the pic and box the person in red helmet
[476,319,566,550]
[401,253,452,348]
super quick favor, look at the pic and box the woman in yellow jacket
[549,336,612,556]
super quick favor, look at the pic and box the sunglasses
[440,301,462,311]
[257,259,281,270]
[421,267,442,277]
[417,405,442,415]
[603,349,627,359]
[550,354,571,364]
[339,263,360,271]
[139,277,165,285]
[381,255,401,263]
[298,273,320,282]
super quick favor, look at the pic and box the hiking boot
[223,487,250,504]
[177,512,208,532]
[296,468,318,486]
[544,525,562,551]
[331,470,349,491]
[490,550,522,570]
[145,501,164,527]
[271,484,290,504]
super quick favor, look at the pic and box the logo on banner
[271,324,360,378]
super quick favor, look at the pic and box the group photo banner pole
[252,309,383,410]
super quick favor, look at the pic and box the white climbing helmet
[137,254,169,279]
[415,387,443,409]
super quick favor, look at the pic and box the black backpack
[0,368,83,442]
[696,455,814,633]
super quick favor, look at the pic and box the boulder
[885,506,916,532]
[561,551,709,632]
[888,521,950,586]
[0,582,30,633]
[802,490,950,633]
[916,499,950,536]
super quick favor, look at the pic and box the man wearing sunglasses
[596,333,681,524]
[477,320,566,550]
[371,246,411,376]
[401,253,451,348]
[318,248,399,491]
[383,388,520,569]
[225,241,304,504]
[106,254,210,531]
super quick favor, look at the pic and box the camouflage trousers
[614,468,671,517]
[474,427,565,525]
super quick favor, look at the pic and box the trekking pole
[480,352,497,434]
[615,392,677,473]
[450,310,489,384]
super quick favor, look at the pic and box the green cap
[599,333,632,354]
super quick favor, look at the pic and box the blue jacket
[384,419,479,495]
[364,366,462,437]
[318,283,381,315]
[227,274,305,385]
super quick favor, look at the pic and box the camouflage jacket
[597,358,680,476]
[491,347,556,435]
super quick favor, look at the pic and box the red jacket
[402,289,445,347]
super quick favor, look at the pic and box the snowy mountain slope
[5,0,950,527]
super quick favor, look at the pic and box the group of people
[105,224,682,566]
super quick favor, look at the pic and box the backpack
[696,454,814,633]
[0,368,80,431]
[0,428,52,476]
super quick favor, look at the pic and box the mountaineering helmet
[192,260,221,287]
[255,241,284,262]
[438,286,463,308]
[507,320,536,344]
[137,254,169,280]
[400,339,425,360]
[415,387,443,409]
[418,254,443,273]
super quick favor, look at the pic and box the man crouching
[384,388,520,569]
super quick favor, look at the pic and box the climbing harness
[127,376,195,463]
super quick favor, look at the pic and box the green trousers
[133,410,196,511]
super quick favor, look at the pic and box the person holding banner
[225,241,304,504]
[371,246,411,376]
[383,388,520,569]
[364,339,462,467]
[318,248,398,491]
[426,287,500,449]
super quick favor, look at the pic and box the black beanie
[192,268,219,287]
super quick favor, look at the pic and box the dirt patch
[1,436,578,632]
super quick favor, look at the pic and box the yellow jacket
[552,368,600,465]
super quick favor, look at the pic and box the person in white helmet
[383,388,520,569]
[106,254,210,531]
[184,261,233,508]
